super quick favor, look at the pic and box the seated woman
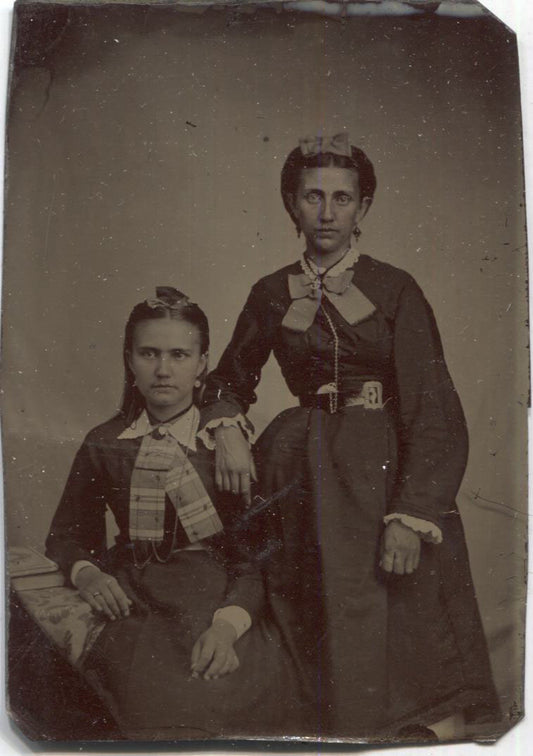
[45,287,297,740]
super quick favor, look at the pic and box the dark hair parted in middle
[120,286,209,425]
[280,144,377,229]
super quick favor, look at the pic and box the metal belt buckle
[361,381,383,409]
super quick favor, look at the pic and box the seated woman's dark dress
[46,409,299,740]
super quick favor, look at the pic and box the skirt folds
[254,405,500,740]
[83,551,298,740]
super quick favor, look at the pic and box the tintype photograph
[1,0,528,747]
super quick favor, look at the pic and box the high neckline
[146,402,194,426]
[302,247,359,278]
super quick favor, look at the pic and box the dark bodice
[279,300,394,398]
[45,414,262,618]
[202,255,442,410]
[203,256,403,412]
[201,254,469,528]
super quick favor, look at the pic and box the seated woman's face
[290,166,370,257]
[128,318,207,420]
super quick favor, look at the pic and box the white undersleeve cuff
[384,513,443,544]
[197,414,255,450]
[213,605,252,640]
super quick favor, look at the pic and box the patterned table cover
[14,586,107,668]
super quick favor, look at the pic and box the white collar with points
[117,405,198,451]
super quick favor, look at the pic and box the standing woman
[200,134,500,741]
[46,287,296,740]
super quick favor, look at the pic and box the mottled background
[2,2,528,730]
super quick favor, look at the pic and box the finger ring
[93,591,102,597]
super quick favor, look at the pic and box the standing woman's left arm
[381,278,469,573]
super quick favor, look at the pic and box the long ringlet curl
[120,287,209,425]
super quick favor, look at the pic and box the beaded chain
[320,304,340,414]
[300,256,340,414]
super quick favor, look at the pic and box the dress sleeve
[389,279,469,529]
[200,281,275,429]
[45,435,108,583]
[217,540,265,623]
[211,497,267,623]
[219,565,264,625]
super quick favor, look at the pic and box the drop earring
[353,223,361,241]
[194,379,202,388]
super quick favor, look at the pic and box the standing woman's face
[128,318,207,421]
[290,166,371,259]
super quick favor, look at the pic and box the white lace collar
[302,246,359,277]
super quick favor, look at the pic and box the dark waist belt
[300,380,385,413]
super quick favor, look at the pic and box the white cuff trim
[213,605,252,640]
[384,514,443,544]
[71,559,99,587]
[197,414,255,450]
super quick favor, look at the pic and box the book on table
[8,545,65,591]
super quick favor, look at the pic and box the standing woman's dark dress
[201,252,500,738]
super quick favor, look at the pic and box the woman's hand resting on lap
[380,520,421,575]
[190,619,240,680]
[76,564,132,620]
[214,425,257,506]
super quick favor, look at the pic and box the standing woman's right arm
[200,281,275,503]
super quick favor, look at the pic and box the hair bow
[299,132,351,157]
[145,297,186,310]
[145,286,191,310]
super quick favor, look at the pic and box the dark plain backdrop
[1,2,528,731]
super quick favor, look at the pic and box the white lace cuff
[213,606,252,640]
[383,514,443,544]
[197,414,255,450]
